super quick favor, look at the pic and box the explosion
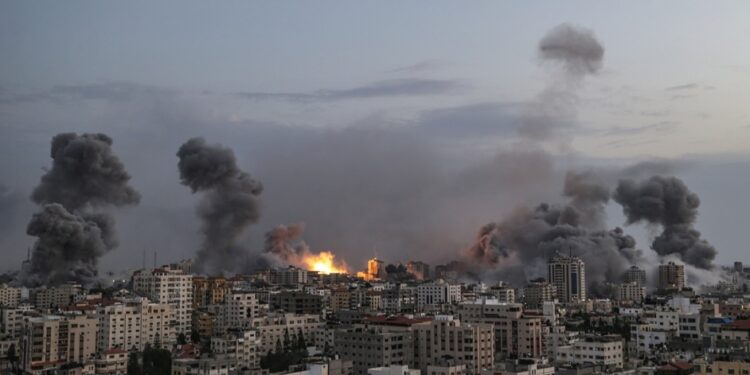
[301,251,348,274]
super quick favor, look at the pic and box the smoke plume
[23,133,139,286]
[614,175,716,269]
[465,171,639,295]
[263,222,310,265]
[177,137,263,274]
[520,23,605,140]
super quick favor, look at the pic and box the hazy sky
[1,1,749,274]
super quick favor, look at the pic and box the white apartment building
[97,297,176,352]
[556,335,624,369]
[417,281,461,309]
[0,284,22,307]
[1,307,23,337]
[643,310,679,332]
[132,266,193,334]
[629,324,672,357]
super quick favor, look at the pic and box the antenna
[142,250,146,270]
[153,251,157,269]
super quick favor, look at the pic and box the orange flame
[302,251,348,274]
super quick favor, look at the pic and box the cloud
[233,78,466,102]
[386,60,448,74]
[664,83,715,91]
[414,102,522,138]
[0,82,177,105]
[602,121,677,136]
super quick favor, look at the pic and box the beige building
[133,266,193,334]
[413,316,494,375]
[21,315,98,373]
[192,276,230,309]
[695,359,750,375]
[658,262,686,291]
[94,348,128,375]
[457,300,543,360]
[614,282,646,304]
[417,281,461,310]
[250,313,323,354]
[0,284,22,307]
[97,297,176,352]
[555,335,624,369]
[1,307,24,337]
[523,280,556,309]
[33,283,83,309]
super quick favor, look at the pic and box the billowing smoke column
[263,222,310,265]
[465,172,640,295]
[177,137,263,274]
[614,176,716,269]
[521,23,604,139]
[24,133,140,286]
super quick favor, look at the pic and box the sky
[1,1,749,277]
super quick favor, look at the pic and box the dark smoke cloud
[24,204,115,286]
[614,175,716,269]
[23,133,139,287]
[465,171,640,295]
[177,137,263,274]
[31,133,141,210]
[539,24,604,76]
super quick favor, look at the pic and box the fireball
[302,251,348,274]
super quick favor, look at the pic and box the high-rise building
[548,255,586,303]
[97,297,176,352]
[33,283,83,309]
[412,316,494,375]
[623,266,647,286]
[658,262,686,291]
[269,291,323,315]
[0,284,21,307]
[20,315,98,373]
[250,313,323,354]
[457,300,543,360]
[216,292,259,333]
[734,261,744,273]
[132,266,194,334]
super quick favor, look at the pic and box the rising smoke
[262,222,310,266]
[464,171,640,295]
[614,175,717,269]
[23,133,140,287]
[177,137,263,274]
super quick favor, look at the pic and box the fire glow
[302,251,348,274]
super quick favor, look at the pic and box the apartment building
[334,325,414,375]
[216,292,259,334]
[417,281,461,310]
[269,291,323,315]
[33,283,83,309]
[614,282,646,304]
[132,266,193,334]
[192,276,230,309]
[97,297,176,352]
[412,316,494,375]
[211,330,260,370]
[623,266,647,286]
[457,300,543,360]
[250,313,323,354]
[0,284,22,307]
[658,262,686,291]
[555,335,624,369]
[523,280,556,309]
[21,315,98,373]
[629,324,673,357]
[548,255,586,304]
